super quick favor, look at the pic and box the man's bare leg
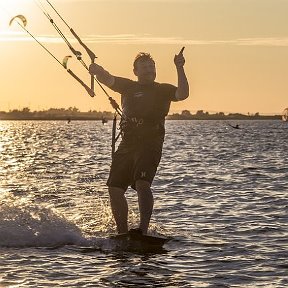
[108,186,128,234]
[135,180,154,234]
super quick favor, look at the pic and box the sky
[1,0,288,115]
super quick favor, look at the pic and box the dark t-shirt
[110,77,178,139]
[111,77,177,119]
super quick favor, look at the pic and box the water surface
[0,120,287,287]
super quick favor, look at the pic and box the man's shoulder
[152,82,178,102]
[114,76,138,86]
[111,77,136,93]
[154,82,176,89]
[154,82,177,94]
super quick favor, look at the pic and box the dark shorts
[107,137,163,190]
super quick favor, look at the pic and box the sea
[0,120,287,288]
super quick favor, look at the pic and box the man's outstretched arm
[89,63,115,88]
[174,47,189,101]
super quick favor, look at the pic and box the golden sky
[1,0,288,114]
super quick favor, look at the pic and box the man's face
[134,59,156,84]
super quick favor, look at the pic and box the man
[89,48,189,235]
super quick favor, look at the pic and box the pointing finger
[178,47,185,55]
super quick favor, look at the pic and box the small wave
[0,193,86,248]
[0,192,170,252]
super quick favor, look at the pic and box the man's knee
[108,186,126,198]
[135,180,151,193]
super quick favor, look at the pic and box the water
[0,120,287,287]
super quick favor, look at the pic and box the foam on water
[0,191,168,252]
[0,193,86,248]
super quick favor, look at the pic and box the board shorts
[106,136,164,190]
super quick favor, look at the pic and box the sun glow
[0,0,35,36]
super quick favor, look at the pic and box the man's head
[133,52,156,84]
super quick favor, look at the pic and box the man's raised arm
[89,63,115,88]
[174,47,189,101]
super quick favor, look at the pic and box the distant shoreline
[0,108,282,121]
[0,116,282,121]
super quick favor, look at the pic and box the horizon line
[0,108,283,116]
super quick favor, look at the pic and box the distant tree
[67,107,80,114]
[22,107,30,113]
[196,110,205,116]
[181,110,192,118]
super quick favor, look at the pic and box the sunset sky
[1,0,288,115]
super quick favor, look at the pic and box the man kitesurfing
[228,123,240,129]
[5,0,189,241]
[89,48,189,236]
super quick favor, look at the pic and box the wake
[0,193,88,248]
[0,192,168,251]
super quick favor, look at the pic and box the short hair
[133,52,155,69]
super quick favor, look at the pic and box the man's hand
[89,63,115,87]
[174,47,185,68]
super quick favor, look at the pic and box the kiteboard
[110,230,170,252]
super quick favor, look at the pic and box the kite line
[3,1,124,154]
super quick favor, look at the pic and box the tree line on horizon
[0,107,281,120]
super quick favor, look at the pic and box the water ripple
[0,120,287,287]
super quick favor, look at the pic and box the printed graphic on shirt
[134,92,144,98]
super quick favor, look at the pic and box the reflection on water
[0,120,287,287]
